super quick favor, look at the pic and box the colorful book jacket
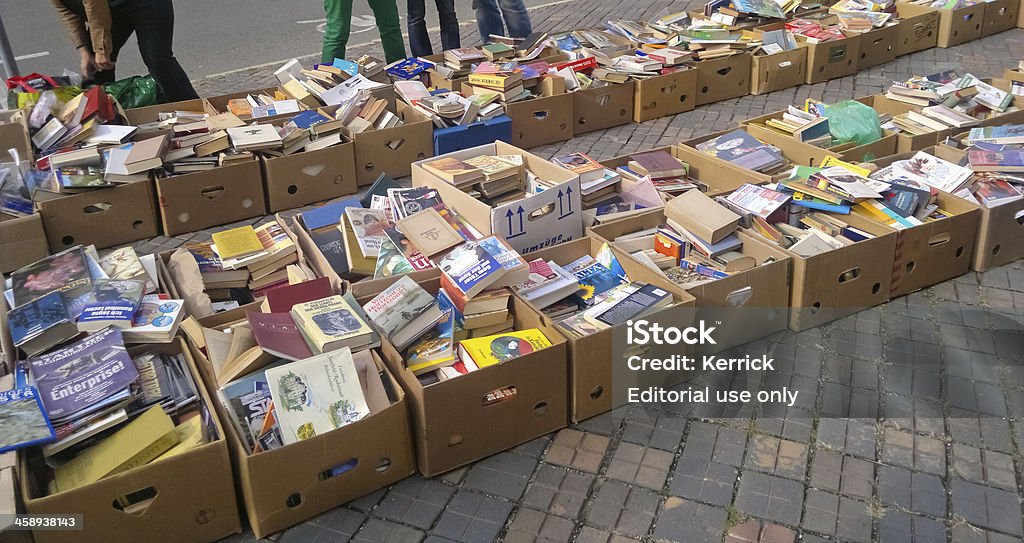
[0,386,57,453]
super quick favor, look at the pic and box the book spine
[468,74,507,87]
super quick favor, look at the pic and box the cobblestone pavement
[139,1,1024,541]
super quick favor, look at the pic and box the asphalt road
[3,0,554,82]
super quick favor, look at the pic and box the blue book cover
[302,196,363,231]
[221,364,285,450]
[29,327,139,421]
[386,58,432,80]
[568,257,626,304]
[331,58,359,76]
[438,241,503,297]
[290,110,332,130]
[7,291,71,347]
[436,288,464,333]
[76,279,145,329]
[789,195,851,214]
[0,386,57,453]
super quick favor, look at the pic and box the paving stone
[951,523,1024,543]
[881,428,946,476]
[373,477,455,529]
[809,450,873,499]
[948,411,1015,453]
[652,497,727,543]
[745,434,808,481]
[503,508,577,543]
[881,393,946,437]
[951,479,1024,536]
[430,490,513,543]
[605,442,674,490]
[620,412,687,451]
[278,522,330,543]
[801,490,872,543]
[876,511,947,543]
[345,488,386,513]
[462,451,538,500]
[877,465,947,518]
[521,464,595,519]
[307,507,368,538]
[682,421,748,467]
[725,520,798,543]
[669,451,737,506]
[755,406,814,443]
[951,443,1018,491]
[734,471,804,526]
[584,480,660,538]
[544,429,610,474]
[816,418,877,459]
[352,518,424,543]
[576,526,639,543]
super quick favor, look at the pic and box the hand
[94,51,115,71]
[78,48,98,78]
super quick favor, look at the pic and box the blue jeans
[407,0,460,56]
[473,0,532,42]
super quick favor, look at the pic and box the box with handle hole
[154,159,266,236]
[573,81,635,134]
[632,67,698,122]
[37,177,159,252]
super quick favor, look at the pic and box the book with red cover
[265,277,332,313]
[81,86,115,123]
[246,311,314,361]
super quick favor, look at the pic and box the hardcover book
[290,295,375,353]
[457,329,551,368]
[248,311,315,361]
[266,347,370,445]
[422,157,485,186]
[265,277,333,313]
[398,207,464,257]
[363,275,445,350]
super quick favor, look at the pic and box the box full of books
[604,144,773,196]
[738,157,899,330]
[589,192,793,348]
[123,99,206,125]
[936,129,1024,270]
[573,79,636,135]
[348,102,433,186]
[863,149,981,296]
[288,197,362,291]
[351,269,568,475]
[789,22,861,84]
[0,211,47,273]
[894,3,939,55]
[155,157,266,236]
[517,236,694,421]
[542,151,666,226]
[433,114,514,155]
[0,109,32,157]
[505,82,575,148]
[632,66,699,122]
[749,37,807,95]
[203,87,312,125]
[681,128,838,181]
[897,1,983,48]
[412,141,583,255]
[184,290,414,537]
[36,178,159,253]
[15,337,241,543]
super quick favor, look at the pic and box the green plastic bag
[823,100,883,146]
[102,75,158,109]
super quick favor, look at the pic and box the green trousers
[321,0,407,64]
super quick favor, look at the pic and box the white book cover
[344,207,387,257]
[86,125,138,145]
[227,125,282,149]
[266,347,370,445]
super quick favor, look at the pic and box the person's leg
[322,0,352,63]
[123,0,198,101]
[366,0,407,63]
[473,0,506,43]
[434,0,460,51]
[497,0,532,38]
[407,0,431,57]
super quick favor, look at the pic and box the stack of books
[421,154,531,204]
[695,129,789,174]
[614,150,703,196]
[885,72,1013,132]
[784,18,848,43]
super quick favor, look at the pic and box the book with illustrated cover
[374,233,414,279]
[966,124,1024,145]
[457,329,551,368]
[438,240,505,298]
[552,152,606,182]
[54,166,110,191]
[897,151,975,193]
[218,363,286,453]
[77,279,146,332]
[290,295,375,353]
[974,178,1024,207]
[266,347,370,445]
[422,157,484,186]
[98,247,156,293]
[344,207,388,258]
[397,207,463,257]
[363,275,445,350]
[124,295,184,343]
[696,130,767,161]
[388,187,444,220]
[477,236,530,286]
[566,255,627,305]
[7,291,78,357]
[12,245,93,307]
[0,386,57,453]
[517,259,558,293]
[405,290,459,375]
[726,183,790,218]
[968,149,1024,172]
[29,327,139,423]
[385,226,434,271]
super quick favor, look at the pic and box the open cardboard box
[259,140,358,213]
[853,94,944,153]
[524,236,696,422]
[155,159,267,236]
[412,141,583,255]
[288,210,349,293]
[749,47,808,95]
[348,102,433,186]
[185,323,413,538]
[351,270,569,475]
[505,77,575,148]
[123,99,206,125]
[895,3,939,55]
[692,53,752,106]
[799,33,860,84]
[588,209,792,351]
[600,144,774,196]
[36,178,159,252]
[981,0,1018,36]
[0,110,32,158]
[632,67,698,122]
[18,338,241,543]
[573,81,635,135]
[855,23,899,70]
[681,127,837,181]
[739,112,898,163]
[897,1,983,48]
[0,212,48,274]
[933,140,1024,271]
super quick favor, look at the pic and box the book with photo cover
[11,245,93,307]
[76,279,146,332]
[7,291,78,357]
[437,240,506,299]
[363,275,446,351]
[0,387,57,453]
[344,207,388,258]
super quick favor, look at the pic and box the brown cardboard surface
[838,131,898,163]
[632,68,698,122]
[0,212,48,274]
[123,99,206,125]
[982,0,1019,35]
[526,236,696,422]
[352,271,569,475]
[972,197,1024,271]
[932,3,985,47]
[801,33,861,84]
[260,142,357,212]
[896,5,939,55]
[19,339,241,543]
[37,178,159,252]
[573,81,635,135]
[750,48,807,95]
[351,103,434,186]
[694,53,752,106]
[155,160,267,236]
[600,144,770,196]
[0,110,31,158]
[723,125,837,172]
[889,193,980,297]
[507,92,574,149]
[856,24,899,69]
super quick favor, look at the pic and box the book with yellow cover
[290,295,375,352]
[212,225,264,260]
[340,216,377,276]
[457,329,551,369]
[819,156,871,177]
[153,416,205,462]
[54,405,178,492]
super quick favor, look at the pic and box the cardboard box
[601,144,772,196]
[898,2,984,47]
[982,0,1018,35]
[693,53,752,106]
[123,99,206,125]
[433,115,513,155]
[889,194,980,297]
[683,127,836,181]
[0,212,47,273]
[589,210,791,353]
[739,110,898,163]
[350,103,434,186]
[187,335,414,538]
[632,67,698,122]
[895,6,939,55]
[19,339,241,543]
[856,24,899,70]
[854,95,942,153]
[800,33,861,84]
[155,159,267,236]
[507,92,575,149]
[203,88,301,125]
[352,271,568,475]
[749,48,808,95]
[573,81,635,135]
[260,141,358,212]
[37,179,159,252]
[412,141,582,255]
[0,110,31,158]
